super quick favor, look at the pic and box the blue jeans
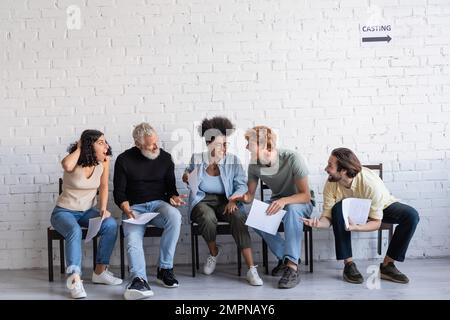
[253,202,313,265]
[122,200,181,281]
[50,206,118,275]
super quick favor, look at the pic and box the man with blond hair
[231,126,313,289]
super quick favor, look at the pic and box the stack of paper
[342,198,372,229]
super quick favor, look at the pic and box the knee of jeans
[166,207,182,226]
[103,217,118,232]
[408,208,420,226]
[284,204,311,220]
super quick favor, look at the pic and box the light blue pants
[122,200,181,281]
[50,206,118,275]
[253,202,313,265]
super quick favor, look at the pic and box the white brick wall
[0,0,449,270]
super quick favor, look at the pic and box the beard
[141,148,160,160]
[327,174,341,182]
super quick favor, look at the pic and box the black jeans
[331,201,420,262]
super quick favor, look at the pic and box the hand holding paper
[341,198,372,230]
[245,199,286,235]
[123,212,159,225]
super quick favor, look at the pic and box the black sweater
[113,146,179,207]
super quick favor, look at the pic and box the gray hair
[132,123,157,146]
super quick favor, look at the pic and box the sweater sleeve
[165,154,179,198]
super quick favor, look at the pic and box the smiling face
[93,135,109,162]
[138,134,160,160]
[207,135,228,161]
[325,155,344,182]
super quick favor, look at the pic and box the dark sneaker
[343,262,364,284]
[124,277,154,300]
[380,262,409,284]
[278,266,300,289]
[157,267,179,288]
[271,260,288,277]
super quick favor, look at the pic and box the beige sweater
[56,163,103,211]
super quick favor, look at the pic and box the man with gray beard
[114,122,186,300]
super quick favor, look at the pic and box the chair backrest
[259,180,316,207]
[58,178,63,195]
[362,163,383,180]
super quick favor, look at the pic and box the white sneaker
[203,245,221,275]
[246,265,263,286]
[92,269,123,285]
[67,275,87,299]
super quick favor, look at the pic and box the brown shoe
[380,262,409,284]
[343,262,364,284]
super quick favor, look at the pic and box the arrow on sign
[362,35,392,43]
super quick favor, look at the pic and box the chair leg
[309,228,313,273]
[237,246,241,277]
[195,235,199,270]
[191,226,196,277]
[59,239,65,274]
[93,237,97,270]
[120,227,125,279]
[388,225,394,242]
[262,240,268,275]
[377,229,382,255]
[48,231,54,282]
[304,230,309,266]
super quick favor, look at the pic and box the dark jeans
[331,201,419,262]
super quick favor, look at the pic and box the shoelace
[162,269,176,281]
[66,274,82,290]
[206,255,217,266]
[130,277,149,290]
[249,266,259,275]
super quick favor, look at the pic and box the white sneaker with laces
[92,269,123,285]
[67,275,87,299]
[203,245,221,275]
[246,265,263,286]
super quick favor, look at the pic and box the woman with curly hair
[50,129,122,299]
[183,116,263,286]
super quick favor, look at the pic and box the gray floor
[1,258,449,300]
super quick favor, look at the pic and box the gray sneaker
[271,260,288,277]
[343,262,364,284]
[278,266,300,289]
[380,262,409,284]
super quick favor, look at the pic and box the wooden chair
[47,178,98,282]
[190,221,242,277]
[362,164,395,255]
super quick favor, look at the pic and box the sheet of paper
[187,168,199,195]
[84,217,102,243]
[245,199,286,235]
[342,198,372,229]
[123,212,159,225]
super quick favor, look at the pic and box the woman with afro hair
[183,116,263,286]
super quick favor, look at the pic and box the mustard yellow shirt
[321,167,397,220]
